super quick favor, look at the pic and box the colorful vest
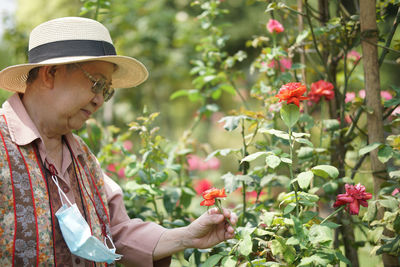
[0,115,113,267]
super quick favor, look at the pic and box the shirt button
[63,186,69,193]
[75,257,81,264]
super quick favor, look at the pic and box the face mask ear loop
[51,174,73,207]
[104,234,116,250]
[104,235,122,260]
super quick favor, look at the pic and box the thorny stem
[340,43,348,127]
[344,106,363,140]
[240,118,248,225]
[152,196,163,226]
[305,0,330,81]
[379,6,400,66]
[320,205,345,224]
[288,128,299,216]
[228,76,250,110]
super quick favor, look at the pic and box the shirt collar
[2,93,84,157]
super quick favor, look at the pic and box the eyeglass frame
[74,63,115,102]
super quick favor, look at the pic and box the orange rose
[276,82,308,107]
[200,188,227,206]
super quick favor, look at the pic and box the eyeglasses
[75,64,115,102]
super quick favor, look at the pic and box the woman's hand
[153,208,237,260]
[184,207,237,249]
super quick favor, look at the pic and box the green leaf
[389,170,400,178]
[281,157,292,164]
[378,145,393,163]
[298,255,331,266]
[266,155,281,169]
[379,198,398,210]
[393,214,400,234]
[280,104,300,128]
[261,212,277,226]
[241,151,268,162]
[384,85,400,107]
[222,256,237,267]
[335,251,351,265]
[297,147,314,159]
[206,148,239,161]
[299,114,314,129]
[260,128,289,140]
[163,187,181,213]
[221,172,241,193]
[124,162,139,177]
[295,138,314,147]
[170,89,190,100]
[202,254,223,267]
[309,224,333,245]
[367,227,384,244]
[284,203,296,215]
[322,221,341,229]
[376,236,400,255]
[363,200,377,222]
[297,171,314,189]
[296,29,309,44]
[286,236,300,245]
[323,119,340,131]
[270,239,284,257]
[219,84,236,95]
[238,235,253,256]
[312,165,339,179]
[359,142,382,156]
[218,115,247,131]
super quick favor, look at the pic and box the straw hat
[0,17,148,93]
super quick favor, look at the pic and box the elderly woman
[0,17,236,266]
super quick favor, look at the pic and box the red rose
[200,188,227,206]
[276,82,308,107]
[333,183,372,215]
[308,80,334,103]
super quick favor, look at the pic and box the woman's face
[50,61,115,133]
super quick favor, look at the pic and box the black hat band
[28,39,117,63]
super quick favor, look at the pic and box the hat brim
[0,55,149,93]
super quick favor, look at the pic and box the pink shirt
[0,94,170,267]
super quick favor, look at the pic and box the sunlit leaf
[280,104,300,128]
[312,165,339,179]
[297,171,314,189]
[266,155,281,169]
[359,142,381,156]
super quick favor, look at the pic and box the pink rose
[392,188,400,196]
[347,50,361,62]
[345,92,356,103]
[206,157,221,170]
[266,19,284,34]
[392,106,400,116]
[381,91,392,100]
[123,140,133,151]
[187,154,203,171]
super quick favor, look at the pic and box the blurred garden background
[1,0,400,266]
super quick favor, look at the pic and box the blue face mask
[52,175,122,264]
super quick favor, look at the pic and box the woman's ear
[38,65,57,89]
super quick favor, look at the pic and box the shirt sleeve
[104,174,171,267]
